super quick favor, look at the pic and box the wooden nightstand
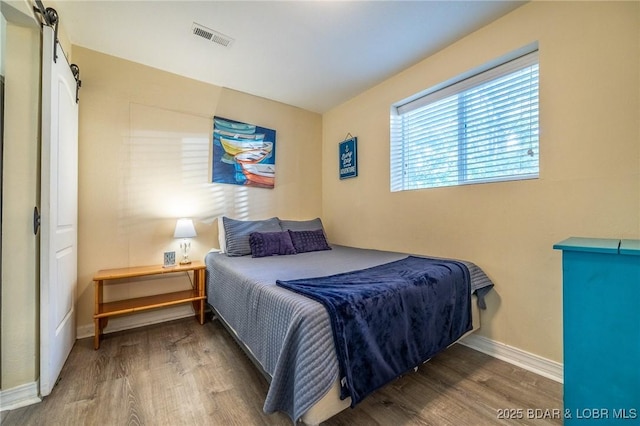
[93,260,206,349]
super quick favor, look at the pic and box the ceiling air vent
[192,22,234,48]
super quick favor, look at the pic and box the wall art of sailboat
[212,116,277,189]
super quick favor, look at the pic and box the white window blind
[391,50,539,191]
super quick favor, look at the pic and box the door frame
[0,71,4,388]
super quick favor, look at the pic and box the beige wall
[1,21,40,389]
[74,47,323,333]
[1,13,5,75]
[322,1,640,363]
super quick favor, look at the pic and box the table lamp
[174,218,197,264]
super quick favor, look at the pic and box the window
[391,50,539,191]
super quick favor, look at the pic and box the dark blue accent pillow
[288,229,331,253]
[249,231,297,258]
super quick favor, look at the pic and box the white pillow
[217,217,226,253]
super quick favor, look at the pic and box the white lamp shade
[174,218,197,239]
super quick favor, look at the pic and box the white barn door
[39,25,78,396]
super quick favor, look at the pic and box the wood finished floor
[1,317,562,426]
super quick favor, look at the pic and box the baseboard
[0,381,41,412]
[76,305,196,339]
[460,334,563,383]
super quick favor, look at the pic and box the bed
[205,217,494,425]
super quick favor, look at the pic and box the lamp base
[179,240,192,265]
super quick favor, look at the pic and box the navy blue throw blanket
[276,256,472,406]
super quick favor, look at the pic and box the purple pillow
[249,231,297,258]
[288,229,331,253]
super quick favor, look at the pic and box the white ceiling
[53,0,526,113]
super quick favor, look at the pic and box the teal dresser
[554,238,640,423]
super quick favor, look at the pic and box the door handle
[33,206,41,235]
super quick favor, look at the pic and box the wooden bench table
[93,261,206,349]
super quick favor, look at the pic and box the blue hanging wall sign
[339,136,358,179]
